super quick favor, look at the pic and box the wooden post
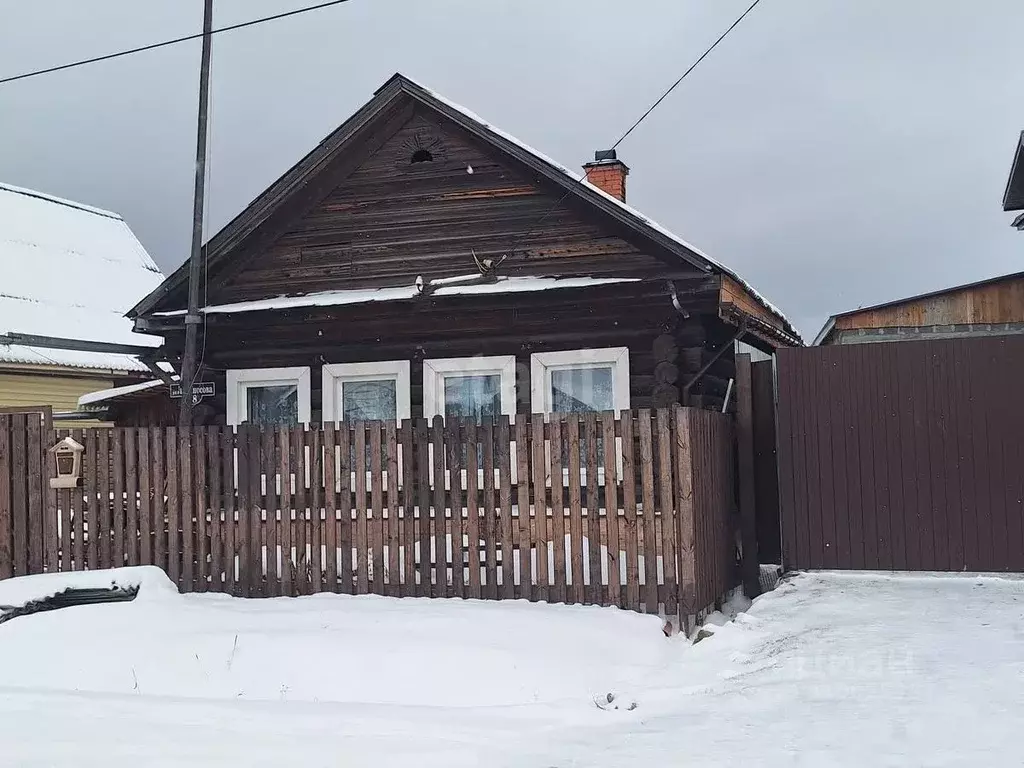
[736,353,761,598]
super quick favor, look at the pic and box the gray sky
[2,0,1022,340]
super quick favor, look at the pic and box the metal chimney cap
[593,149,618,162]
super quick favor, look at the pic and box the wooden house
[0,183,164,425]
[813,270,1024,345]
[118,74,797,428]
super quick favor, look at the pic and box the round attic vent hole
[411,149,434,164]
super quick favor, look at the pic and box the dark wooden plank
[309,427,323,592]
[234,426,251,596]
[111,428,126,568]
[514,414,533,600]
[496,415,514,600]
[0,416,10,579]
[324,422,339,593]
[263,427,279,595]
[399,420,415,596]
[565,414,583,604]
[550,417,567,604]
[414,418,432,597]
[601,413,620,607]
[82,427,98,572]
[25,416,44,574]
[127,428,141,569]
[637,409,658,613]
[277,426,293,594]
[152,429,166,576]
[465,419,481,600]
[180,428,195,590]
[656,408,677,615]
[291,426,307,595]
[94,428,110,570]
[447,420,465,598]
[531,414,549,603]
[582,413,601,605]
[207,427,222,590]
[354,422,369,594]
[138,430,152,567]
[165,427,180,585]
[480,419,497,600]
[620,412,639,611]
[337,422,353,594]
[196,429,211,591]
[674,409,696,615]
[734,355,759,595]
[222,428,236,593]
[431,415,447,597]
[44,428,60,573]
[369,421,384,595]
[385,420,401,596]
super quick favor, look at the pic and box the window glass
[341,379,397,422]
[444,374,501,422]
[550,366,614,413]
[246,384,299,426]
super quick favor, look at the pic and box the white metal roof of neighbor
[0,183,164,371]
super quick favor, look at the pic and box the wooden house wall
[153,285,736,426]
[835,276,1024,330]
[207,110,699,307]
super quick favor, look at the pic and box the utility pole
[179,0,215,426]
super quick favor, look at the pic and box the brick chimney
[582,149,630,202]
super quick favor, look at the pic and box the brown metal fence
[0,408,737,623]
[776,336,1024,572]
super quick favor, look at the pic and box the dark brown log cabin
[119,74,799,427]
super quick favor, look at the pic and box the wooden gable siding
[158,283,735,423]
[210,109,690,305]
[835,276,1024,330]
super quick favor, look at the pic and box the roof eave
[1002,130,1024,212]
[812,316,836,346]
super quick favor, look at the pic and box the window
[322,361,411,424]
[226,367,311,427]
[423,356,517,421]
[530,347,630,415]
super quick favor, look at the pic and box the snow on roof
[411,79,794,335]
[0,183,164,371]
[153,276,638,317]
[78,379,164,408]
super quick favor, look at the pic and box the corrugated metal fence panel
[777,336,1024,572]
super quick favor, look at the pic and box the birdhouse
[49,436,84,489]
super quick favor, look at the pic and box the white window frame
[423,355,518,490]
[321,360,411,424]
[226,366,311,427]
[530,347,630,486]
[530,347,630,415]
[422,355,517,420]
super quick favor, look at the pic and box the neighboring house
[1004,130,1024,230]
[114,74,798,428]
[0,183,164,424]
[814,270,1024,345]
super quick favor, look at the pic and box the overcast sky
[2,0,1022,339]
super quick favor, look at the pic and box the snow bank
[0,566,178,608]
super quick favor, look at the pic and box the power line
[0,0,354,86]
[505,0,765,263]
[612,0,764,149]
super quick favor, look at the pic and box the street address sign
[169,381,216,402]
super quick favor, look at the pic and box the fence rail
[1,408,737,621]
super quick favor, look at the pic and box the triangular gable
[131,74,794,343]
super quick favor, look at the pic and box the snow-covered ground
[0,568,1021,766]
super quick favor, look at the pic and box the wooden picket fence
[0,408,737,621]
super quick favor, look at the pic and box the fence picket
[208,427,222,591]
[583,413,601,605]
[496,415,514,599]
[354,422,369,594]
[481,419,497,600]
[414,418,432,597]
[400,419,415,597]
[601,412,620,607]
[386,421,401,597]
[447,420,464,598]
[26,416,44,575]
[309,427,323,593]
[549,417,566,604]
[263,427,278,596]
[514,415,532,601]
[0,416,10,579]
[324,423,339,594]
[290,427,306,596]
[139,429,152,567]
[112,429,126,568]
[337,423,353,595]
[57,429,72,573]
[565,415,583,604]
[530,415,548,603]
[465,419,481,599]
[430,416,446,598]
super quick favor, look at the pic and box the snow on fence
[0,408,735,620]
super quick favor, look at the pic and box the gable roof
[131,73,794,340]
[1003,131,1024,212]
[813,269,1024,345]
[0,183,164,371]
